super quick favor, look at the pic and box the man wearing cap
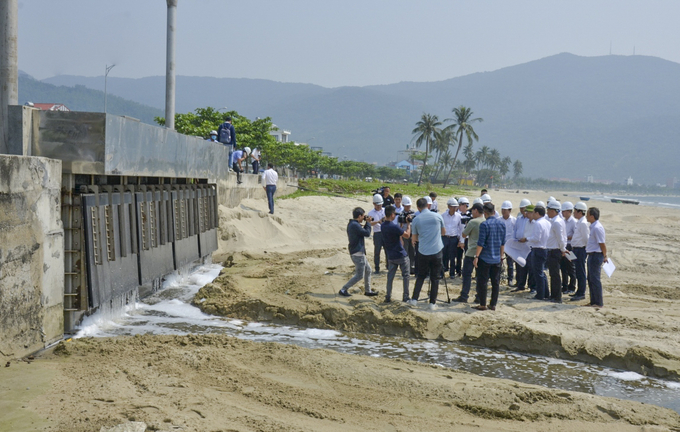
[400,196,417,274]
[473,202,506,310]
[560,202,577,293]
[408,198,446,310]
[511,199,531,292]
[368,194,387,275]
[569,202,590,301]
[442,198,461,279]
[455,197,471,277]
[454,202,484,303]
[546,201,568,303]
[586,207,608,308]
[500,201,516,287]
[519,204,550,300]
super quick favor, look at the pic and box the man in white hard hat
[500,200,516,287]
[569,202,590,301]
[454,197,472,278]
[511,199,531,291]
[368,194,387,275]
[586,207,607,308]
[546,200,567,303]
[560,202,577,294]
[481,194,500,218]
[442,198,461,279]
[519,204,550,300]
[206,130,219,142]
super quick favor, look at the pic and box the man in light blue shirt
[407,198,445,310]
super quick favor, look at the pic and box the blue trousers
[476,259,501,308]
[573,247,587,296]
[386,256,410,301]
[531,248,548,299]
[459,256,475,301]
[266,184,276,214]
[442,236,458,275]
[373,232,385,272]
[587,252,604,306]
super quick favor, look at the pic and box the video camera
[364,215,374,223]
[371,186,385,196]
[397,210,414,224]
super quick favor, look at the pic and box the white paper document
[565,251,577,261]
[603,259,616,278]
[505,240,530,267]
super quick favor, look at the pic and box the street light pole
[104,64,115,114]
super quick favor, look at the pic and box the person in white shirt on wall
[569,202,590,301]
[250,147,261,174]
[261,163,278,214]
[368,194,387,275]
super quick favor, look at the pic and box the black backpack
[219,122,232,144]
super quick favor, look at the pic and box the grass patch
[280,178,472,201]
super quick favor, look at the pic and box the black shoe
[453,297,468,303]
[373,270,381,275]
[532,295,545,300]
[473,297,481,304]
[365,290,379,297]
[339,289,351,297]
[551,299,563,304]
[383,297,391,303]
[569,295,586,301]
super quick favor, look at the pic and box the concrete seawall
[0,155,64,359]
[217,172,297,208]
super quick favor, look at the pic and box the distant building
[586,175,594,183]
[391,159,419,172]
[667,177,677,189]
[31,103,70,112]
[269,125,291,143]
[626,176,634,186]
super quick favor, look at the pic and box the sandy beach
[3,188,680,431]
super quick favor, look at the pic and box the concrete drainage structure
[0,108,292,359]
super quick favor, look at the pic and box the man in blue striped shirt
[473,203,506,311]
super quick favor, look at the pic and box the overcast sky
[17,0,680,87]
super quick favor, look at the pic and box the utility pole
[104,64,115,114]
[165,0,177,130]
[0,0,18,154]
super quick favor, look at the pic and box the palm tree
[431,129,454,180]
[411,113,442,186]
[513,160,523,178]
[476,146,490,169]
[442,106,483,187]
[488,148,501,171]
[500,156,512,179]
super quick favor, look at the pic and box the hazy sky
[18,0,680,87]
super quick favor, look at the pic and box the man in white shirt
[250,147,261,174]
[569,202,590,301]
[393,193,404,214]
[442,198,461,279]
[368,194,387,275]
[261,163,278,214]
[586,207,608,308]
[500,201,516,286]
[519,205,551,300]
[546,201,567,303]
[560,202,577,293]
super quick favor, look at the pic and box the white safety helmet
[458,197,469,205]
[519,198,531,208]
[574,202,588,211]
[243,146,252,155]
[373,194,384,205]
[481,193,492,203]
[561,201,574,211]
[447,198,459,206]
[402,196,412,206]
[472,197,483,205]
[210,130,217,136]
[425,196,433,205]
[535,200,546,208]
[547,201,562,210]
[501,200,513,210]
[549,196,556,202]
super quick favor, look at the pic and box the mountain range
[41,53,680,184]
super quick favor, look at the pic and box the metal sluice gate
[31,111,229,332]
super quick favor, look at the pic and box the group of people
[207,117,279,214]
[341,187,608,311]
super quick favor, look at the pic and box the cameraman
[339,207,378,297]
[407,198,446,310]
[381,205,411,303]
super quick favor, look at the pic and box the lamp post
[104,64,115,114]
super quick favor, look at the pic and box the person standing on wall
[231,147,250,185]
[217,116,236,167]
[262,163,278,214]
[250,147,261,174]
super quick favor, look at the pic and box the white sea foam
[605,371,646,381]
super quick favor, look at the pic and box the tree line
[411,106,523,188]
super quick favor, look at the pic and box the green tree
[442,106,483,188]
[411,113,442,186]
[513,160,523,178]
[500,156,512,179]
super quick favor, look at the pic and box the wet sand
[3,189,680,431]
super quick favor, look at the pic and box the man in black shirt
[381,186,395,207]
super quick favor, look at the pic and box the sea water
[76,264,680,414]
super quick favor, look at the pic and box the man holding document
[586,207,608,308]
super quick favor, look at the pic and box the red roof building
[32,103,70,112]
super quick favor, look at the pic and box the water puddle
[76,264,680,414]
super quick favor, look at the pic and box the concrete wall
[0,155,64,359]
[7,105,38,156]
[216,171,297,208]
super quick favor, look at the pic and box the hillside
[43,54,680,184]
[19,73,162,125]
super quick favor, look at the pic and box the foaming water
[75,264,680,414]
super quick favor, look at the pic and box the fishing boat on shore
[610,198,640,205]
[579,196,591,201]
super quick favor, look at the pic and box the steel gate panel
[135,189,174,285]
[172,186,200,269]
[197,186,218,257]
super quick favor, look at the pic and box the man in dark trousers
[381,205,411,303]
[473,203,506,311]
